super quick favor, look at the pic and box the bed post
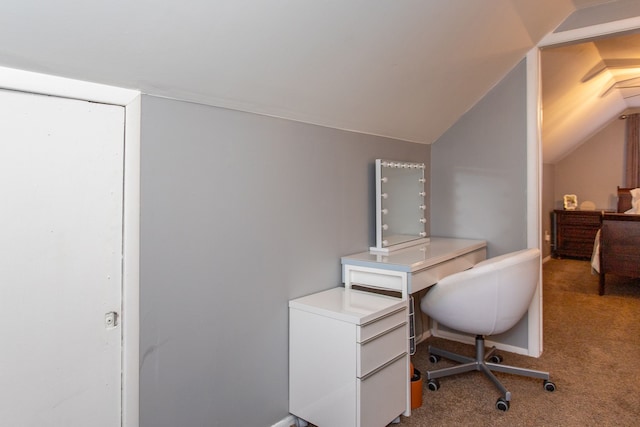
[598,272,605,296]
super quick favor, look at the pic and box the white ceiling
[0,0,636,160]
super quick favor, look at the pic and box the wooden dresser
[552,209,603,259]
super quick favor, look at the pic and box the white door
[0,88,124,426]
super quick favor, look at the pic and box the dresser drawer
[559,212,601,226]
[357,307,406,343]
[554,210,604,259]
[357,322,407,378]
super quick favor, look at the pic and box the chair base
[426,335,550,402]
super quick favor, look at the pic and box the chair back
[420,248,540,336]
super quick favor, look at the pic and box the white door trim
[0,65,141,427]
[526,47,543,357]
[122,95,141,427]
[0,65,139,105]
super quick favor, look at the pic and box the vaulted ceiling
[542,31,640,163]
[0,0,636,161]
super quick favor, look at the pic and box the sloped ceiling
[542,31,640,163]
[0,0,577,146]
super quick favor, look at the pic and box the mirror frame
[370,159,429,254]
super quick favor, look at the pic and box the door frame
[526,16,640,356]
[0,66,141,427]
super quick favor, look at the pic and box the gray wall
[431,59,528,257]
[139,96,429,427]
[543,117,626,260]
[553,117,625,211]
[430,59,529,348]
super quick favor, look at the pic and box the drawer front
[358,307,407,343]
[357,354,407,427]
[411,248,486,292]
[345,266,405,293]
[561,226,599,237]
[357,323,407,378]
[557,211,601,226]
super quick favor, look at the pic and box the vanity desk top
[341,237,487,273]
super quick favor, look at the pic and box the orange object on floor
[411,367,423,410]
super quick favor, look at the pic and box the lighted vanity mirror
[370,159,428,254]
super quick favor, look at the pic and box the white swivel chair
[420,248,555,411]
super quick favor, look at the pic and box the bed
[593,187,640,295]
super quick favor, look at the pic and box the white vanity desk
[342,237,487,298]
[342,237,486,354]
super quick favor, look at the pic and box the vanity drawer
[411,248,486,292]
[357,322,407,378]
[344,266,405,293]
[357,307,407,343]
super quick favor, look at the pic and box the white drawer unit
[289,287,409,427]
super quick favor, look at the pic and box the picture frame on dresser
[563,194,577,210]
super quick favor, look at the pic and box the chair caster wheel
[488,354,503,363]
[544,380,556,392]
[495,397,510,411]
[427,379,440,391]
[428,354,441,363]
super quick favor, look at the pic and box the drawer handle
[360,321,407,345]
[360,353,406,381]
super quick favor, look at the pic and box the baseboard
[542,255,552,264]
[271,414,306,427]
